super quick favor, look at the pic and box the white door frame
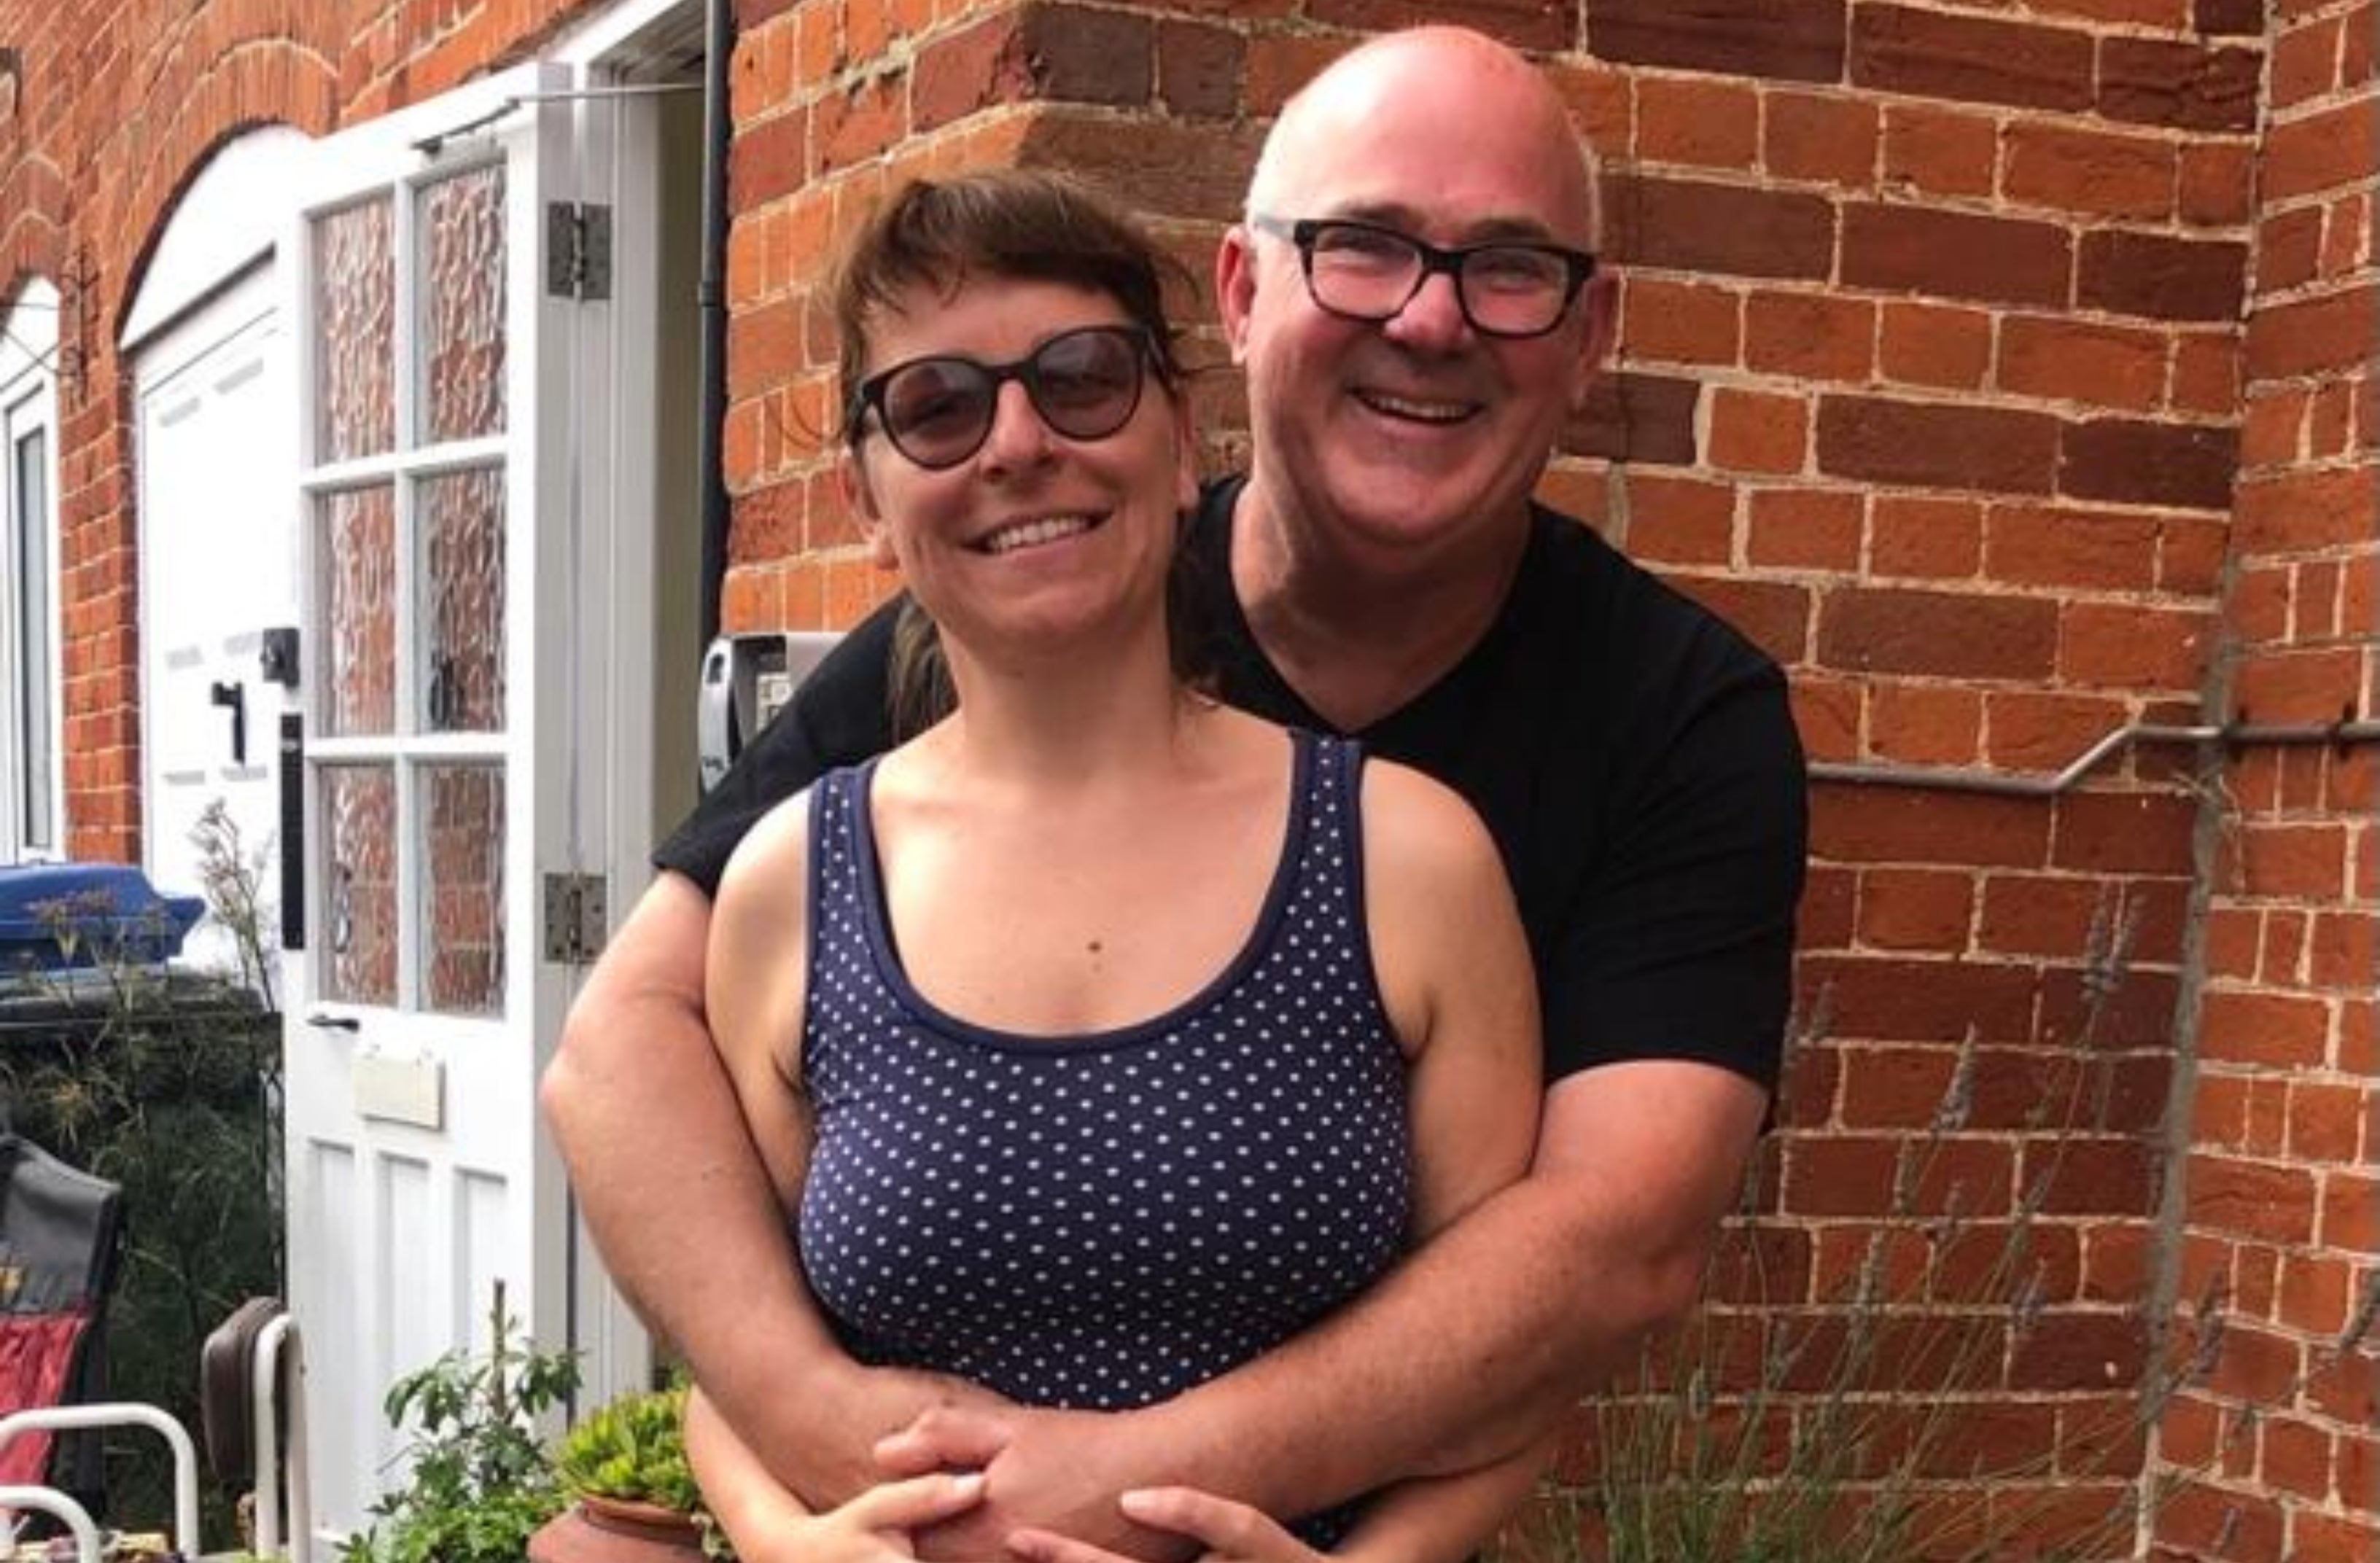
[0,283,63,863]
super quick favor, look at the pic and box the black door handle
[210,680,247,765]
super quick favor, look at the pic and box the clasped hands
[769,1398,1323,1563]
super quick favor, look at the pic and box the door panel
[281,65,594,1545]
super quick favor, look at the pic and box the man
[543,24,1805,1556]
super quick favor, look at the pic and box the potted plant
[533,1380,715,1562]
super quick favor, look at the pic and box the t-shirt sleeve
[652,601,903,897]
[1541,648,1808,1091]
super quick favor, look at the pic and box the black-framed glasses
[847,324,1161,471]
[1249,214,1596,340]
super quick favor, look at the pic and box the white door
[135,269,292,977]
[281,63,605,1543]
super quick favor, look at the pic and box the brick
[1851,4,2096,112]
[2170,333,2242,417]
[1996,319,2166,413]
[2154,1481,2284,1563]
[2246,284,2378,380]
[2056,601,2212,691]
[731,109,810,207]
[2266,101,2377,203]
[1792,679,1862,767]
[2198,989,2333,1068]
[2234,467,2378,553]
[1816,395,2061,494]
[1621,472,1732,566]
[2231,646,2366,722]
[2059,418,2239,510]
[1562,371,1699,464]
[1708,387,1807,475]
[1868,681,1983,764]
[1618,276,1740,367]
[812,68,907,174]
[1636,75,1759,168]
[2255,206,2327,297]
[2236,819,2352,899]
[1820,588,2057,681]
[1583,0,1846,82]
[2178,141,2256,227]
[1309,0,1571,50]
[2077,230,2247,322]
[1843,204,2071,310]
[1745,291,1875,381]
[1763,91,1878,188]
[2031,1136,2156,1217]
[2196,0,2263,33]
[1856,868,1975,951]
[1878,301,1991,389]
[1746,487,1861,571]
[2293,1514,2380,1563]
[2050,790,2198,874]
[1786,1132,2015,1216]
[2003,122,2177,222]
[1983,504,2161,593]
[1977,873,2107,959]
[1019,112,1264,220]
[1807,790,2050,869]
[2099,38,2261,133]
[1156,20,1243,119]
[1603,176,1837,281]
[1881,104,1998,199]
[2288,1080,2365,1164]
[1980,690,2132,775]
[2189,1155,2320,1245]
[1867,494,1980,580]
[2010,1310,2148,1391]
[2271,15,2344,110]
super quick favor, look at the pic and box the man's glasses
[847,324,1162,471]
[1249,214,1596,340]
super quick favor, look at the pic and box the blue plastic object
[0,864,207,971]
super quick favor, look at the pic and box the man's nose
[1383,267,1472,352]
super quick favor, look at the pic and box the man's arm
[895,1060,1762,1559]
[541,871,990,1505]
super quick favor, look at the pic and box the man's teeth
[1358,391,1472,424]
[981,515,1095,555]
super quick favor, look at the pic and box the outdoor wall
[2148,2,2380,1559]
[0,0,2373,1554]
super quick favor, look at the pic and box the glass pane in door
[12,427,51,851]
[418,165,508,444]
[321,765,397,1005]
[421,763,505,1016]
[313,197,396,462]
[318,486,397,737]
[419,467,505,733]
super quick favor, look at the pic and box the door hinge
[542,873,609,963]
[545,201,612,300]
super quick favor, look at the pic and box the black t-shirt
[658,475,1808,1088]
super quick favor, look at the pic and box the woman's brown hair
[827,170,1209,737]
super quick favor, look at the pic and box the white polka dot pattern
[796,732,1411,1416]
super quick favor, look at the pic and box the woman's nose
[977,378,1055,471]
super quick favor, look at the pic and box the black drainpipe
[696,0,734,645]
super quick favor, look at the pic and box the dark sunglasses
[847,324,1162,471]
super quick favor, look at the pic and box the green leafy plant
[556,1379,701,1514]
[338,1286,580,1563]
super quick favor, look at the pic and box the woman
[686,171,1544,1563]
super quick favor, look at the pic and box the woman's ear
[839,450,899,571]
[1170,386,1201,514]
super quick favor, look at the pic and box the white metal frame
[0,282,63,863]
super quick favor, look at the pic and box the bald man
[545,25,1804,1562]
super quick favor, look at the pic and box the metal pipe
[1809,717,2380,797]
[696,0,734,647]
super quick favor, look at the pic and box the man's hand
[1008,1489,1323,1563]
[876,1407,1194,1563]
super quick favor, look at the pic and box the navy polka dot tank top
[797,730,1412,1414]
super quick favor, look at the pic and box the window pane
[418,165,508,443]
[314,196,396,461]
[420,763,504,1016]
[12,427,50,851]
[322,764,397,1005]
[418,467,505,732]
[318,486,397,737]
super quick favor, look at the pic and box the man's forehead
[1305,198,1569,247]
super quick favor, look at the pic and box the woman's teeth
[981,514,1096,555]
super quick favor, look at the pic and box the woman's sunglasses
[847,324,1162,471]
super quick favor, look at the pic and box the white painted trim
[121,126,311,354]
[0,279,58,401]
[552,0,703,71]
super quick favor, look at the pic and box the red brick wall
[1,0,2372,1546]
[2148,1,2379,1557]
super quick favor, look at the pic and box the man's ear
[839,451,899,571]
[1217,225,1259,367]
[1568,272,1620,414]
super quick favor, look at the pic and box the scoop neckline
[849,728,1317,1055]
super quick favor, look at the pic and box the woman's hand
[731,1471,989,1563]
[1003,1488,1326,1563]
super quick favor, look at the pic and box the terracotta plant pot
[528,1495,707,1563]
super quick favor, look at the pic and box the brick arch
[0,157,69,292]
[112,113,324,349]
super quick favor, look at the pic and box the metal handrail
[1809,717,2380,798]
